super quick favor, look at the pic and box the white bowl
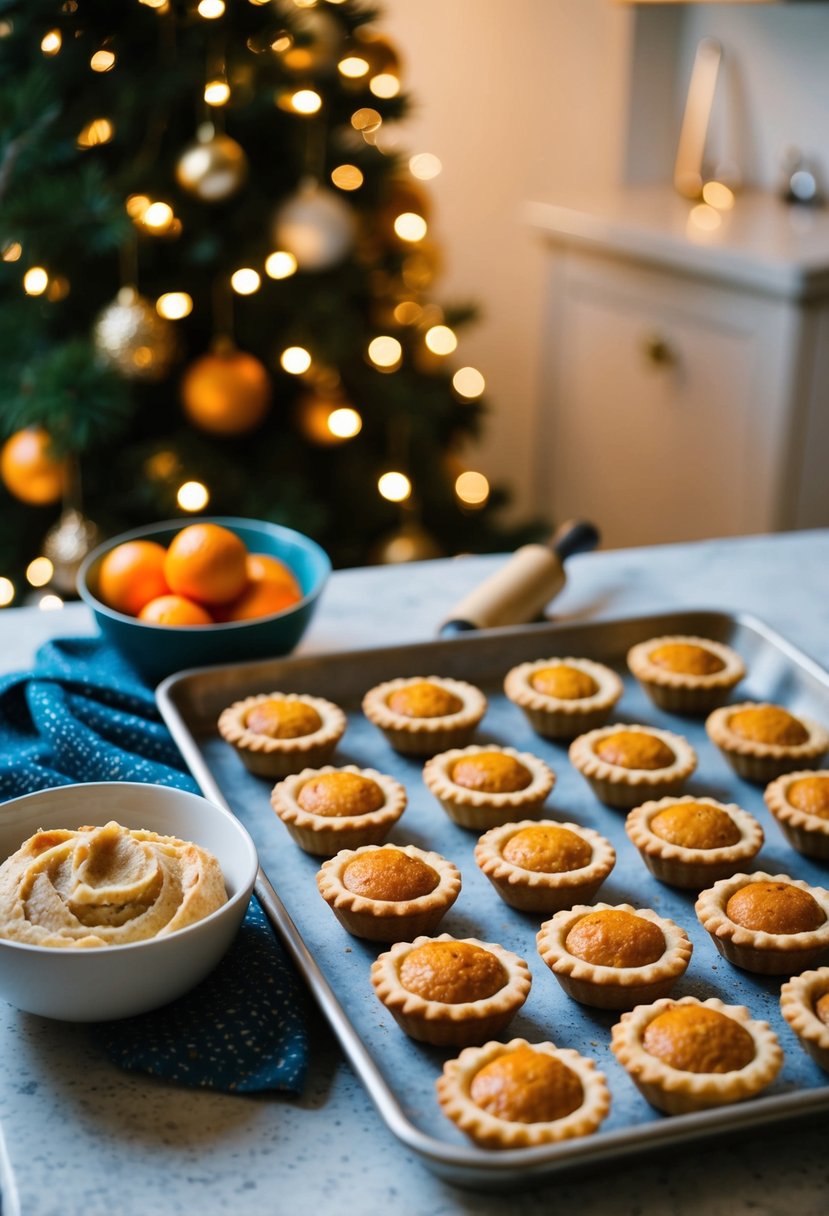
[0,782,258,1022]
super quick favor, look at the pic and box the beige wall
[380,0,634,527]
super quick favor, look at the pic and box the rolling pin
[439,520,599,636]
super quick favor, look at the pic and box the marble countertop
[1,530,829,1216]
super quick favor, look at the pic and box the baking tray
[156,609,829,1188]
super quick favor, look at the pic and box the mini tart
[474,819,616,913]
[370,933,532,1046]
[705,702,829,784]
[568,724,697,810]
[536,902,692,1010]
[695,871,829,974]
[779,967,829,1072]
[503,657,622,740]
[361,675,487,756]
[316,843,461,941]
[270,764,406,856]
[625,795,764,890]
[611,995,783,1115]
[422,744,555,830]
[764,770,829,860]
[217,691,346,778]
[626,635,745,715]
[436,1038,611,1149]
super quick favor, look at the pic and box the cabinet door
[538,251,794,548]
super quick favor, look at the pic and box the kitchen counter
[1,529,828,1216]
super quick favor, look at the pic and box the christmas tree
[0,0,540,608]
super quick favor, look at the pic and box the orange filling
[814,992,829,1027]
[787,776,829,820]
[725,881,825,934]
[649,802,741,850]
[648,642,725,676]
[245,698,322,738]
[595,730,675,771]
[450,752,532,794]
[386,681,463,718]
[530,664,598,700]
[341,850,439,901]
[469,1047,583,1124]
[642,1005,755,1073]
[398,941,506,1003]
[565,909,665,968]
[728,706,809,747]
[296,772,385,818]
[502,825,592,873]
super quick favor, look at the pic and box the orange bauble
[218,552,302,621]
[97,540,170,616]
[138,594,213,626]
[164,522,249,605]
[0,427,69,505]
[181,348,272,435]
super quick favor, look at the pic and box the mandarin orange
[138,594,213,626]
[97,540,170,616]
[217,552,302,621]
[163,522,248,606]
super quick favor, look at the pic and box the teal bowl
[77,517,331,684]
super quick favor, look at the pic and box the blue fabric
[0,635,308,1094]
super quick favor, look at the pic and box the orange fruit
[97,540,170,616]
[0,426,69,505]
[218,553,303,622]
[164,523,248,606]
[138,595,213,626]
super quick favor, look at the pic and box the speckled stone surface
[1,530,829,1216]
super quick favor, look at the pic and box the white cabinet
[529,188,829,549]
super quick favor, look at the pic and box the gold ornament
[42,507,101,594]
[273,179,356,272]
[176,125,248,203]
[181,344,272,435]
[93,287,180,381]
[373,521,442,565]
[296,389,357,446]
[0,426,69,505]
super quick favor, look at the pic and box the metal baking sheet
[156,609,829,1188]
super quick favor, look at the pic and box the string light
[77,119,114,148]
[702,181,735,211]
[197,0,225,17]
[338,56,369,79]
[2,242,22,263]
[204,79,231,106]
[424,324,457,355]
[394,301,422,326]
[23,267,49,296]
[351,108,382,135]
[455,470,490,507]
[41,30,62,56]
[265,251,297,280]
[367,336,402,370]
[90,49,116,72]
[0,578,14,608]
[331,164,363,191]
[393,213,427,243]
[230,268,261,295]
[143,201,174,229]
[409,153,442,181]
[177,481,210,511]
[370,74,399,99]
[290,89,322,115]
[281,346,312,374]
[26,557,54,587]
[688,203,721,233]
[378,471,411,503]
[38,594,64,611]
[327,407,362,439]
[156,292,193,319]
[453,366,486,399]
[139,0,167,7]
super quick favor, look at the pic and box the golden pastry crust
[627,635,745,714]
[705,702,829,784]
[370,933,532,1046]
[695,871,829,974]
[503,656,622,739]
[315,843,461,941]
[568,724,697,809]
[474,819,616,913]
[361,675,487,756]
[436,1038,611,1149]
[217,691,346,778]
[536,902,692,1010]
[611,995,783,1115]
[270,764,406,856]
[422,744,555,830]
[764,770,829,860]
[779,967,829,1071]
[625,795,764,889]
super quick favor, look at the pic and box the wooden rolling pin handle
[441,544,566,634]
